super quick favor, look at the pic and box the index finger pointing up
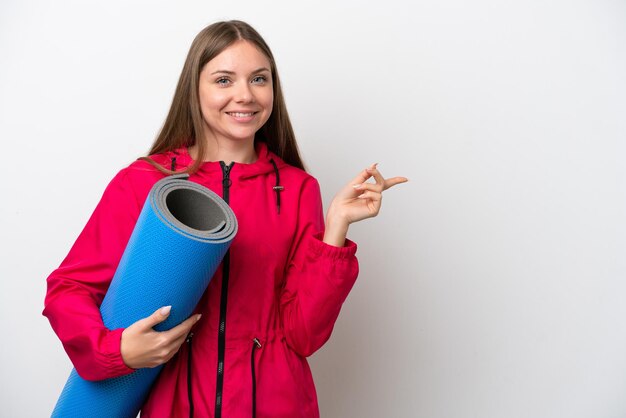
[366,164,385,186]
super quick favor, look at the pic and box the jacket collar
[169,141,287,180]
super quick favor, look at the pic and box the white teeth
[229,112,254,117]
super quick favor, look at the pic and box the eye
[251,75,268,84]
[216,77,231,86]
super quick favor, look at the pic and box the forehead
[204,40,271,72]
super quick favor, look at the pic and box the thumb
[139,305,171,330]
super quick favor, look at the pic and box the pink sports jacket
[43,141,359,417]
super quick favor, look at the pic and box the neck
[189,137,257,165]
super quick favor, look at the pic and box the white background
[1,1,625,417]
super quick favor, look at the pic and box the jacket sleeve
[43,169,142,381]
[279,177,359,357]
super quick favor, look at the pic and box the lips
[226,111,257,117]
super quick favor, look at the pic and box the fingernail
[196,314,202,322]
[352,183,362,189]
[160,306,171,316]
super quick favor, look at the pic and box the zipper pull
[220,161,234,176]
[252,338,262,349]
[220,161,234,188]
[219,161,235,203]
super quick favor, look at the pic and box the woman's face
[198,40,274,146]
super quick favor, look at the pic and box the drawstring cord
[187,333,264,418]
[187,332,194,418]
[269,159,283,214]
[188,334,263,418]
[251,338,262,418]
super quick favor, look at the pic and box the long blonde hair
[143,20,304,173]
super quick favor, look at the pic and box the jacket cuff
[309,232,357,260]
[103,328,135,376]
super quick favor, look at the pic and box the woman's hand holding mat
[121,306,202,369]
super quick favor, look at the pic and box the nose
[235,82,254,103]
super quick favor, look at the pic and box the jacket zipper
[251,338,262,418]
[186,332,194,418]
[215,161,234,418]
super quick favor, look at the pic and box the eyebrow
[210,67,271,75]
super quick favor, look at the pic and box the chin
[227,129,260,142]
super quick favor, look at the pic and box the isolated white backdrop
[1,1,625,417]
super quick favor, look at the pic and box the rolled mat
[52,174,237,418]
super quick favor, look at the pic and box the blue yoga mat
[52,174,237,417]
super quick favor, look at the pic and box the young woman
[44,20,406,417]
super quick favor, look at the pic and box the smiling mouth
[226,112,257,117]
